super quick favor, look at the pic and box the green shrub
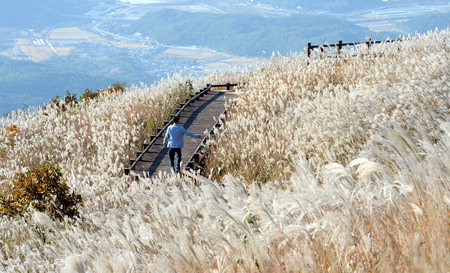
[80,82,126,101]
[48,82,126,110]
[64,90,78,105]
[0,166,82,220]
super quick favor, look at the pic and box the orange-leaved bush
[48,82,126,110]
[79,82,126,101]
[0,166,82,220]
[4,125,20,147]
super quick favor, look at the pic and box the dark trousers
[168,148,182,173]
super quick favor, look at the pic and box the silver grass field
[0,30,449,272]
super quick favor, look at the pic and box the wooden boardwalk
[131,88,235,177]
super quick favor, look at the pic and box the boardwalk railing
[182,83,237,173]
[124,83,238,178]
[181,110,226,180]
[124,84,212,175]
[306,37,400,58]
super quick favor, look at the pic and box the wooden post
[193,153,200,163]
[186,161,194,169]
[396,36,402,52]
[306,43,311,58]
[366,38,371,50]
[337,40,342,55]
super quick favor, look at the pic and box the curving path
[130,87,235,178]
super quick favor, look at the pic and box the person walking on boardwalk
[164,115,201,173]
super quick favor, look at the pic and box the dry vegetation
[0,77,197,177]
[0,31,449,272]
[206,31,449,183]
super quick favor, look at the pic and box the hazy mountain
[120,9,395,57]
[0,0,98,28]
[400,12,450,33]
[0,43,199,115]
[0,55,116,114]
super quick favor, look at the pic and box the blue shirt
[163,124,199,148]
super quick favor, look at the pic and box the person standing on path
[163,115,201,173]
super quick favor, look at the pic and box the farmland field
[14,39,54,62]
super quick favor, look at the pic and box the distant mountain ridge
[400,11,450,33]
[251,0,443,11]
[121,9,395,57]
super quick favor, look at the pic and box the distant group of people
[163,115,200,173]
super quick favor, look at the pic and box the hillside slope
[0,31,449,272]
[121,9,394,57]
